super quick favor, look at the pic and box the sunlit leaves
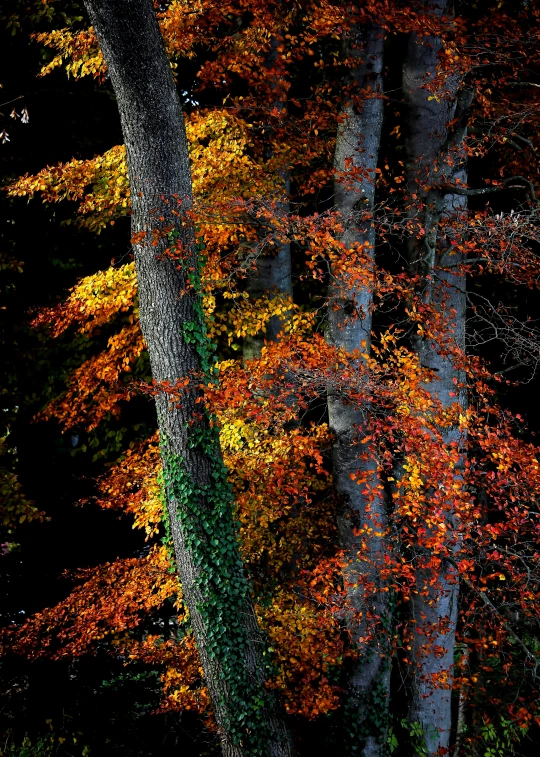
[4,545,180,659]
[33,263,138,337]
[6,144,128,232]
[6,0,540,739]
[34,27,105,80]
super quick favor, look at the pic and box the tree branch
[507,82,540,89]
[445,555,540,679]
[442,176,537,202]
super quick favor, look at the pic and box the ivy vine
[157,232,284,754]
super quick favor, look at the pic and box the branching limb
[441,176,537,202]
[445,556,540,679]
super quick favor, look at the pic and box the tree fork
[82,1,293,755]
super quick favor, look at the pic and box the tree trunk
[327,21,390,756]
[243,34,293,363]
[402,2,468,753]
[242,176,292,363]
[82,2,293,755]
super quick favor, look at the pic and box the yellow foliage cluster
[32,2,201,80]
[262,593,343,718]
[34,263,138,337]
[6,111,274,239]
[188,110,271,201]
[218,399,334,578]
[94,435,163,538]
[33,27,105,80]
[206,292,296,345]
[7,145,128,233]
[158,1,203,60]
[158,660,210,718]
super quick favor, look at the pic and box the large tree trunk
[402,2,468,753]
[83,2,293,755]
[327,21,390,756]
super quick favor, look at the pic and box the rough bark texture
[82,2,292,755]
[402,2,468,753]
[327,22,390,756]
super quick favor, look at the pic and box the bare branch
[442,176,537,202]
[445,556,540,679]
[507,82,540,89]
[466,577,540,678]
[468,293,540,382]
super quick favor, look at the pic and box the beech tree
[3,2,540,757]
[401,1,467,750]
[327,17,390,756]
[79,1,292,755]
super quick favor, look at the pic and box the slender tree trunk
[243,179,292,363]
[327,21,390,756]
[243,35,293,363]
[402,2,468,753]
[83,2,292,755]
[403,190,466,756]
[452,644,469,757]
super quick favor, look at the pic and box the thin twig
[445,556,540,678]
[0,94,24,110]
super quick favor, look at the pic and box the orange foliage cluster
[4,545,181,659]
[5,0,540,741]
[38,322,146,431]
[93,435,162,538]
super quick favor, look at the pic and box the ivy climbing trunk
[82,2,293,756]
[402,1,468,753]
[327,21,391,756]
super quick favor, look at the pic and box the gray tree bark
[402,1,468,753]
[82,2,293,755]
[327,22,390,756]
[242,178,292,363]
[243,35,293,363]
